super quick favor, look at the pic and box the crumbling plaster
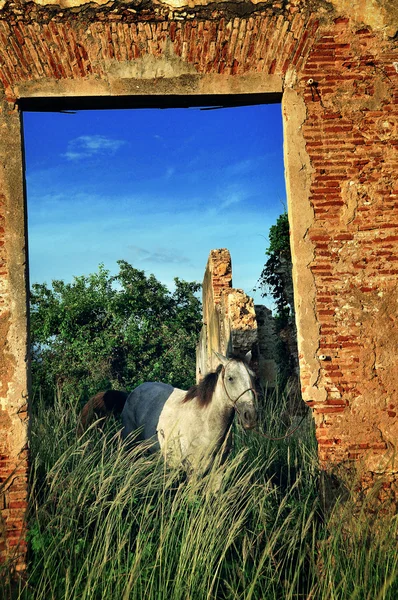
[282,83,324,406]
[0,100,29,438]
[0,99,29,568]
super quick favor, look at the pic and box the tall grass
[2,389,398,599]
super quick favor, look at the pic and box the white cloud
[225,158,255,177]
[63,135,126,161]
[128,245,191,266]
[27,186,278,307]
[219,191,244,210]
[204,183,249,215]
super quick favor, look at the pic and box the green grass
[1,390,398,600]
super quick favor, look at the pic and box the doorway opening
[23,97,288,407]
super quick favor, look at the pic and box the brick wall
[0,0,397,569]
[0,5,318,93]
[295,18,398,495]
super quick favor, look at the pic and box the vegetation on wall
[30,260,202,404]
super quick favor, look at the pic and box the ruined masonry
[0,0,398,571]
[196,248,276,386]
[196,248,277,388]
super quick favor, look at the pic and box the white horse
[79,352,257,472]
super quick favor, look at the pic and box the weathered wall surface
[196,249,259,378]
[0,0,397,570]
[200,248,232,378]
[196,249,277,388]
[282,12,398,504]
[255,304,278,388]
[0,100,29,571]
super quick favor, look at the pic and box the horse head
[214,351,258,430]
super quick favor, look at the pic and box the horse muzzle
[236,403,257,430]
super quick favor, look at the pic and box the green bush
[30,261,202,404]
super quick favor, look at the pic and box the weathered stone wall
[282,13,398,504]
[196,249,260,377]
[199,248,232,378]
[0,0,397,570]
[255,304,278,388]
[196,249,277,388]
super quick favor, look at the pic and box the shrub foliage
[30,260,202,403]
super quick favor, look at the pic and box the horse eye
[228,376,234,382]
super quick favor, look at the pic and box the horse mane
[183,364,223,408]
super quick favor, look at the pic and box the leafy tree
[30,261,202,404]
[257,211,293,325]
[257,212,298,391]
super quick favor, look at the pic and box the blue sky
[23,103,286,306]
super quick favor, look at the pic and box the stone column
[0,99,30,571]
[196,249,261,379]
[197,249,232,378]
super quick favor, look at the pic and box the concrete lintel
[14,73,282,105]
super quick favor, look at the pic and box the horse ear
[213,351,229,366]
[244,350,252,365]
